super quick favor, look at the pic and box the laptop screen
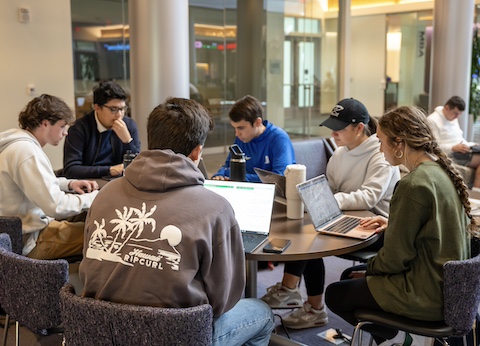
[254,167,286,199]
[204,180,275,235]
[297,175,343,229]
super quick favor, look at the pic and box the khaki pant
[27,217,85,260]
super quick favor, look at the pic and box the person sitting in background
[427,95,480,187]
[0,94,98,259]
[212,95,295,182]
[80,97,275,346]
[63,80,140,179]
[326,105,474,345]
[261,98,400,330]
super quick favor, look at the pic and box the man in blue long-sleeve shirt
[212,95,295,182]
[63,80,141,179]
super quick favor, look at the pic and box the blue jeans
[212,298,275,346]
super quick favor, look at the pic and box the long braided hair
[379,105,479,236]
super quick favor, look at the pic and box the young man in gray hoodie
[80,97,275,345]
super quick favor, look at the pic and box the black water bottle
[229,144,246,181]
[123,150,136,171]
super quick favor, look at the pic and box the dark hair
[93,80,127,106]
[18,94,74,130]
[228,95,263,125]
[352,116,377,137]
[147,97,214,156]
[379,105,477,235]
[445,96,466,111]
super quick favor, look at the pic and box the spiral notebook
[204,180,276,253]
[297,175,377,239]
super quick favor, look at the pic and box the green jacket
[366,161,470,321]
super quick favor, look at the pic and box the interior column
[430,0,474,134]
[129,0,190,149]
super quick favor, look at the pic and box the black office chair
[337,233,384,280]
[350,254,480,346]
[337,250,376,265]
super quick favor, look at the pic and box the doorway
[284,36,322,138]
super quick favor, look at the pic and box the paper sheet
[317,328,351,345]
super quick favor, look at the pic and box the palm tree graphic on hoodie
[86,202,182,271]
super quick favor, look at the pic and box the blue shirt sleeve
[269,133,296,176]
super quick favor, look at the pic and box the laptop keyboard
[324,217,360,234]
[242,232,261,243]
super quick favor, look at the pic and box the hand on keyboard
[360,215,388,233]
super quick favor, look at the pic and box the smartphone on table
[263,238,291,253]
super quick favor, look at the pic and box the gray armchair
[60,283,214,346]
[0,216,22,255]
[292,138,333,180]
[350,254,480,346]
[0,233,69,346]
[0,215,83,262]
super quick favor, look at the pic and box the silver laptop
[297,175,377,239]
[254,167,287,205]
[204,180,276,253]
[198,158,209,179]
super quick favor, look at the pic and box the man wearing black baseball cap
[320,98,370,131]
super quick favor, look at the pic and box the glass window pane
[190,1,237,148]
[71,0,130,119]
[284,17,295,34]
[284,41,292,108]
[298,42,314,108]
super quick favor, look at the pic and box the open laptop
[297,175,377,239]
[198,158,209,179]
[203,180,276,253]
[254,167,287,205]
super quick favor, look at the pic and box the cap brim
[319,117,350,131]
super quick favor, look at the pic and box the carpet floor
[257,256,372,346]
[0,256,376,346]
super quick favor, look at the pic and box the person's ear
[254,117,263,127]
[93,104,101,112]
[394,138,404,149]
[356,123,365,135]
[188,144,203,164]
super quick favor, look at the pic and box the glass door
[284,35,321,138]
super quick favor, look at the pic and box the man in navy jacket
[63,80,140,178]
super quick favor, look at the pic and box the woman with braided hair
[325,106,477,346]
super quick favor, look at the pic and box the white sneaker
[260,282,303,308]
[401,332,434,346]
[375,331,434,346]
[282,302,329,329]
